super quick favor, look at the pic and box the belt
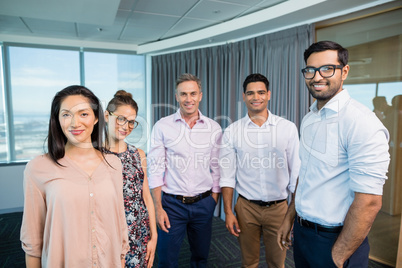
[239,194,286,207]
[164,190,212,204]
[296,215,343,233]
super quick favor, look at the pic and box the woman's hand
[146,236,157,268]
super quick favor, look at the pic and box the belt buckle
[182,196,196,204]
[298,216,305,227]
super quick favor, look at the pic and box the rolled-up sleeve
[348,114,390,195]
[147,121,167,189]
[20,163,46,257]
[219,126,237,189]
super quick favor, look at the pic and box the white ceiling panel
[215,0,264,6]
[0,0,120,25]
[23,18,76,37]
[134,0,199,16]
[78,24,119,41]
[119,0,137,11]
[127,11,179,29]
[121,12,181,42]
[0,15,31,35]
[164,17,217,38]
[257,0,288,8]
[77,10,131,40]
[186,0,250,21]
[244,0,287,15]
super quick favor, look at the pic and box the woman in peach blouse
[20,85,129,267]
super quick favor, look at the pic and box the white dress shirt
[219,110,300,201]
[296,89,390,226]
[147,109,222,195]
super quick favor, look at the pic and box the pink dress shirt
[20,154,129,267]
[147,110,222,195]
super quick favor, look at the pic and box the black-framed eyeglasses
[301,65,343,79]
[108,111,138,129]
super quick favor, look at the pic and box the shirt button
[92,228,95,232]
[91,211,94,214]
[93,245,96,249]
[90,193,94,197]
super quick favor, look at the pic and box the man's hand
[277,192,296,251]
[212,192,219,204]
[331,193,382,267]
[277,217,293,250]
[225,211,241,237]
[155,207,170,233]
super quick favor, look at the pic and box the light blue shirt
[296,90,390,226]
[219,111,300,201]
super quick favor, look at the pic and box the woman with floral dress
[105,90,157,268]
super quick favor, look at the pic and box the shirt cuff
[350,173,385,195]
[219,178,236,189]
[148,176,164,189]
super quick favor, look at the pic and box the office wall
[0,164,25,214]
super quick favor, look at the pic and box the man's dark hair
[242,73,270,93]
[304,41,349,66]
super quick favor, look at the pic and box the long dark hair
[47,85,108,166]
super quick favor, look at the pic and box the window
[346,83,377,110]
[378,82,402,105]
[0,45,146,163]
[0,45,6,162]
[8,46,80,161]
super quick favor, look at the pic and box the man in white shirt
[220,73,301,267]
[277,41,390,268]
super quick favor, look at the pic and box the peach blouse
[20,154,129,267]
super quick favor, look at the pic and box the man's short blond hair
[175,73,201,91]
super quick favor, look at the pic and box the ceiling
[0,0,400,54]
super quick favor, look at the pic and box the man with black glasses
[277,41,390,267]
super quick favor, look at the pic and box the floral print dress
[105,144,151,268]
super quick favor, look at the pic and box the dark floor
[0,212,394,267]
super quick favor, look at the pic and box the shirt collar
[244,109,276,127]
[173,109,205,123]
[310,89,351,114]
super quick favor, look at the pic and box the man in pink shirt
[148,73,222,267]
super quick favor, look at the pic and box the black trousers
[293,218,370,268]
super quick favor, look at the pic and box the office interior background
[0,0,401,266]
